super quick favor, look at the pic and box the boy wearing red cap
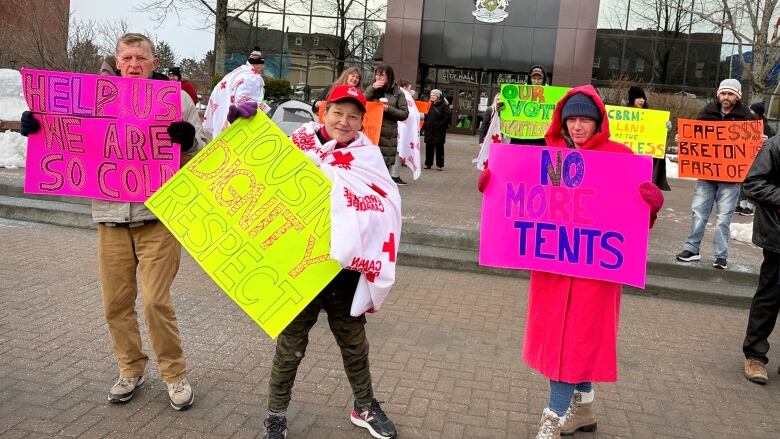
[251,85,401,439]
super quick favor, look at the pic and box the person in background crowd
[627,86,671,191]
[313,66,362,112]
[239,85,401,439]
[736,102,777,216]
[391,79,422,185]
[510,65,549,146]
[21,32,208,411]
[168,66,198,105]
[741,128,780,385]
[203,46,265,138]
[675,79,763,270]
[365,64,409,169]
[479,93,503,144]
[478,85,664,439]
[422,89,451,170]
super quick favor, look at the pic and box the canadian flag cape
[474,109,506,170]
[290,122,402,316]
[204,62,265,138]
[397,89,422,179]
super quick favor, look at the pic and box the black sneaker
[675,250,701,262]
[713,258,728,269]
[391,176,407,186]
[735,206,744,214]
[350,399,397,439]
[740,207,754,216]
[263,415,288,439]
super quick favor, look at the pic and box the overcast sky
[70,0,215,59]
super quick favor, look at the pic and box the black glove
[496,102,505,112]
[20,111,41,137]
[167,121,196,152]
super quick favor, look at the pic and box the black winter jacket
[744,136,780,253]
[364,83,409,166]
[423,100,451,145]
[696,100,754,121]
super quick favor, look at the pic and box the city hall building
[226,0,744,135]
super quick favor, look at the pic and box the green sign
[499,84,570,139]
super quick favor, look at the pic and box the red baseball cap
[327,85,367,112]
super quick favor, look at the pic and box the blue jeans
[683,180,740,260]
[549,380,592,416]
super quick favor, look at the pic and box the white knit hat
[717,78,741,99]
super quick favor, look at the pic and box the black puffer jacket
[423,100,451,144]
[364,83,409,166]
[697,100,754,121]
[744,136,780,253]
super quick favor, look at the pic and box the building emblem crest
[473,0,510,23]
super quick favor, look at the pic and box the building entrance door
[440,86,479,135]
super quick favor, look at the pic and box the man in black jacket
[742,134,780,384]
[675,79,755,270]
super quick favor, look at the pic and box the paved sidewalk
[2,219,780,438]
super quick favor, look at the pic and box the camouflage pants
[267,269,373,411]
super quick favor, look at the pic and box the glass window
[652,38,686,85]
[687,42,720,88]
[365,0,387,21]
[363,20,384,65]
[593,32,624,81]
[623,36,654,82]
[597,0,628,31]
[313,36,320,46]
[295,36,303,46]
[286,0,312,15]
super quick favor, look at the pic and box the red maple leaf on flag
[330,150,354,169]
[219,81,227,89]
[491,133,501,143]
[365,272,376,282]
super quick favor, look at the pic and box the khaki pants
[98,221,186,384]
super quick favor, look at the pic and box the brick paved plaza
[2,218,780,438]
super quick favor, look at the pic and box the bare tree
[684,0,780,101]
[67,19,104,73]
[134,0,279,76]
[0,0,69,69]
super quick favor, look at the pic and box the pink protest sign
[479,143,652,288]
[22,69,182,202]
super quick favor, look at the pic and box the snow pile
[0,69,28,168]
[730,222,754,244]
[0,69,27,121]
[0,131,27,168]
[665,155,694,180]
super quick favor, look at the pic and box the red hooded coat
[522,85,633,383]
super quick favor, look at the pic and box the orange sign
[318,101,383,146]
[415,100,430,130]
[677,118,764,182]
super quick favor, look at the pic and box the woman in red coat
[478,85,664,439]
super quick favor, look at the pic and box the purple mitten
[226,102,258,123]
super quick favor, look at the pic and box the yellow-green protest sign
[606,105,669,158]
[146,113,341,339]
[499,84,570,139]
